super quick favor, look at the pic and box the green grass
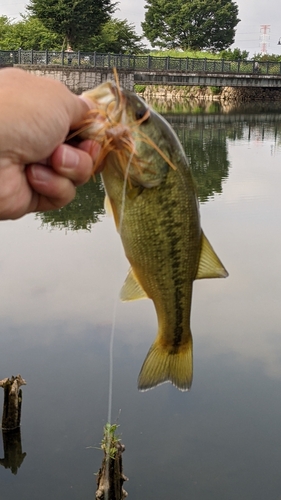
[149,49,221,60]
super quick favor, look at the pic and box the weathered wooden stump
[0,375,26,430]
[96,424,128,500]
[0,375,27,474]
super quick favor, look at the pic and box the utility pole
[260,24,270,55]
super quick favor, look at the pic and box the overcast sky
[1,0,281,57]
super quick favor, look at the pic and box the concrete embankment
[16,65,135,93]
[17,66,281,101]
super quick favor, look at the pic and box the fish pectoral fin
[104,194,113,216]
[138,337,193,392]
[126,185,145,200]
[195,232,228,279]
[120,268,148,301]
[104,195,121,231]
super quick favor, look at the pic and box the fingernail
[61,145,79,169]
[30,165,52,182]
[78,95,94,110]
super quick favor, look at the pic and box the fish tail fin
[138,337,193,392]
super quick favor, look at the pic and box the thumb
[68,94,96,130]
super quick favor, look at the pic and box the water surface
[1,105,281,499]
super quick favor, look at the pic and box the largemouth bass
[80,81,228,391]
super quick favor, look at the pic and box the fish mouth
[73,80,176,185]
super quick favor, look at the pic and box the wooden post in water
[0,375,26,430]
[0,375,27,474]
[96,424,128,500]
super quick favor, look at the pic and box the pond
[1,102,281,499]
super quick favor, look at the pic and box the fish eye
[135,106,149,122]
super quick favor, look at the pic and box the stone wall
[16,65,135,93]
[220,86,281,101]
[141,84,281,102]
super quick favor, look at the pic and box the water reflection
[149,98,281,116]
[0,429,26,475]
[38,176,105,231]
[37,112,281,232]
[1,104,281,499]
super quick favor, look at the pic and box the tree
[27,0,116,49]
[0,16,13,47]
[0,15,62,50]
[142,0,240,52]
[86,18,146,53]
[220,47,249,60]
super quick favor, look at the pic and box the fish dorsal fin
[120,268,148,301]
[195,232,228,279]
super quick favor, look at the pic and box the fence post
[221,59,224,72]
[266,61,269,75]
[45,49,48,65]
[78,50,81,67]
[62,50,64,65]
[148,55,152,70]
[166,56,170,70]
[31,49,33,65]
[18,48,22,65]
[108,53,111,68]
[93,51,96,67]
[237,60,241,73]
[186,57,189,71]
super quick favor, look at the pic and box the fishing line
[104,152,134,500]
[106,150,133,427]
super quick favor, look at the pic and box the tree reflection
[174,125,230,202]
[171,117,281,202]
[37,175,105,231]
[36,116,281,230]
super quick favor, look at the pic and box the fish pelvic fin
[138,337,193,392]
[120,267,148,301]
[195,232,228,279]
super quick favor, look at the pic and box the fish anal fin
[138,337,193,391]
[195,232,228,279]
[120,268,148,302]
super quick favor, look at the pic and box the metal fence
[1,50,281,76]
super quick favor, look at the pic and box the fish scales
[101,115,201,390]
[80,82,228,391]
[103,152,201,349]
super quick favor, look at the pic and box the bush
[134,84,146,93]
[210,86,221,95]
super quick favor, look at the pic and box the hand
[0,68,100,220]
